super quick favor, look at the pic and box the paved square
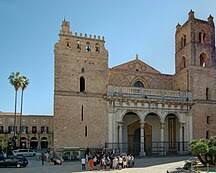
[0,156,189,173]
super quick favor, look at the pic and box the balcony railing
[107,86,192,101]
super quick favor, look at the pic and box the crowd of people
[81,152,135,171]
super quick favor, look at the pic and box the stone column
[160,122,165,155]
[179,122,184,154]
[108,112,113,143]
[118,122,123,153]
[139,121,146,156]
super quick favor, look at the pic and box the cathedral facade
[54,11,216,156]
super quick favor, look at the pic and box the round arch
[143,111,162,122]
[119,110,142,122]
[162,112,180,123]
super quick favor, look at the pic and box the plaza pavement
[0,156,190,173]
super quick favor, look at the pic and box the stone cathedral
[54,11,216,156]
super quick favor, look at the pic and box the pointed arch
[200,53,208,67]
[131,77,149,88]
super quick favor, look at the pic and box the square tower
[174,11,216,139]
[54,20,108,149]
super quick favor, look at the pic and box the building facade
[54,11,216,156]
[0,112,53,150]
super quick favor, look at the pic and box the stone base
[139,151,146,156]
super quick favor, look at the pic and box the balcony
[107,86,192,101]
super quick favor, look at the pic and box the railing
[107,86,192,101]
[105,142,189,156]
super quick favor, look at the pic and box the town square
[0,0,216,172]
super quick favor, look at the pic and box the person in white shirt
[81,157,86,171]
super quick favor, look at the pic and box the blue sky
[0,0,215,115]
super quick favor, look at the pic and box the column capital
[160,122,165,129]
[117,121,124,127]
[140,121,145,128]
[179,122,186,127]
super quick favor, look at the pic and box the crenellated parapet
[56,19,107,55]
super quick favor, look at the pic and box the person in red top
[88,158,94,171]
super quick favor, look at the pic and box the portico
[106,86,192,156]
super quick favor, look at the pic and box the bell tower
[175,10,216,73]
[54,20,109,149]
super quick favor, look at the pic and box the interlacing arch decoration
[131,77,149,88]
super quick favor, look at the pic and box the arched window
[85,42,91,52]
[95,43,100,53]
[77,40,81,50]
[200,53,207,67]
[133,81,144,88]
[80,77,85,92]
[199,32,206,43]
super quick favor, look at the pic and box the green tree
[8,72,23,149]
[190,137,216,165]
[19,75,29,147]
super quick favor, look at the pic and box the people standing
[88,157,94,171]
[41,152,45,166]
[81,157,86,171]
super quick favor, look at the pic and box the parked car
[12,149,36,157]
[0,155,28,168]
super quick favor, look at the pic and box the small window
[207,116,210,124]
[183,35,186,47]
[81,68,84,73]
[32,126,37,133]
[199,32,202,43]
[206,88,209,100]
[206,130,209,139]
[81,105,84,121]
[21,126,28,133]
[80,77,85,92]
[85,125,87,137]
[85,42,91,52]
[8,126,17,133]
[0,126,4,133]
[133,81,144,88]
[181,37,184,48]
[181,56,186,69]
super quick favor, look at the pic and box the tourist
[131,154,135,167]
[41,152,45,166]
[118,156,123,169]
[93,156,97,169]
[88,157,94,171]
[112,157,118,169]
[81,157,86,171]
[123,156,127,168]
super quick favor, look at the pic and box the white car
[12,149,36,157]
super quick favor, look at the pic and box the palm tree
[19,76,29,147]
[8,72,23,149]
